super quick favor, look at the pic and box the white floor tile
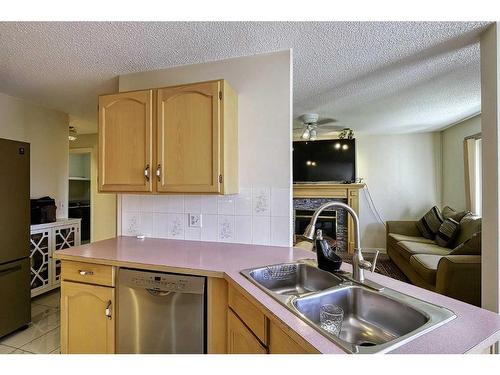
[20,328,60,354]
[0,344,15,354]
[10,349,34,354]
[32,290,60,308]
[0,322,51,348]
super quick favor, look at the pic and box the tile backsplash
[120,187,292,247]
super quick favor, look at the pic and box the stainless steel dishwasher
[118,268,206,354]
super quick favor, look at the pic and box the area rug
[335,250,410,283]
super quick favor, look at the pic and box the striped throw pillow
[435,218,460,248]
[416,206,444,239]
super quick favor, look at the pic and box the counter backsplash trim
[120,187,292,247]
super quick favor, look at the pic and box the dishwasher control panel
[120,268,205,294]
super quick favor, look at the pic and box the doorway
[69,149,91,244]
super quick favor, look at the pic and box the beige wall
[357,132,442,249]
[70,134,116,242]
[0,92,69,218]
[441,115,481,211]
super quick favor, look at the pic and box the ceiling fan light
[302,127,310,140]
[309,128,317,141]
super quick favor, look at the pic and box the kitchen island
[55,236,500,354]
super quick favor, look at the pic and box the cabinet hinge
[219,91,222,100]
[219,175,223,184]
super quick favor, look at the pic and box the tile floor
[0,289,61,354]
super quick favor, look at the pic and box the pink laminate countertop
[55,236,500,354]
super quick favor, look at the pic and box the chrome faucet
[303,201,377,283]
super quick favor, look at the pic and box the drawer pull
[79,270,94,276]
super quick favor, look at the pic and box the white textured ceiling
[0,22,488,135]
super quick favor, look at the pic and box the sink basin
[241,261,455,353]
[291,285,455,353]
[242,262,343,297]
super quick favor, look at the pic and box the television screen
[293,139,356,183]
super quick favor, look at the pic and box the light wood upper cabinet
[61,280,115,354]
[98,90,153,192]
[97,80,238,194]
[157,81,220,193]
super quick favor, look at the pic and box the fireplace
[294,209,337,241]
[293,197,349,252]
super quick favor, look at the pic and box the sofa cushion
[409,254,443,285]
[416,206,444,239]
[442,206,470,222]
[450,231,481,256]
[435,218,460,248]
[387,233,434,250]
[395,240,451,261]
[455,214,482,246]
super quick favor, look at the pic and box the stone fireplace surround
[293,183,365,253]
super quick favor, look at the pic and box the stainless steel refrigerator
[0,138,31,338]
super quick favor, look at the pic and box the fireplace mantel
[293,183,365,253]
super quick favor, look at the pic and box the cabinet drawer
[61,261,115,287]
[228,286,268,344]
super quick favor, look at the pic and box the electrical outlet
[189,213,202,228]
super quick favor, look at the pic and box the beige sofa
[386,215,481,306]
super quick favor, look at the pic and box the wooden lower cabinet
[227,309,267,354]
[269,321,310,354]
[61,281,115,354]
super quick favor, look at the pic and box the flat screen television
[293,139,356,183]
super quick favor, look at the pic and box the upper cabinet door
[98,90,153,192]
[156,81,221,193]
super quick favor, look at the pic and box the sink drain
[358,342,377,347]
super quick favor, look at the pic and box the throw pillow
[441,206,470,222]
[450,231,481,256]
[416,206,444,239]
[435,218,461,248]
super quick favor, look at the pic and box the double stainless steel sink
[241,260,455,354]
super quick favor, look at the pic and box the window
[464,134,482,215]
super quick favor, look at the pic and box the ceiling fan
[294,113,341,141]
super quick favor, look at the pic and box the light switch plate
[189,213,202,228]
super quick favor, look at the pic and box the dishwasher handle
[146,288,174,297]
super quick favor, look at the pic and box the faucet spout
[302,201,370,283]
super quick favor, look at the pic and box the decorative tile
[201,214,218,241]
[271,216,292,247]
[184,196,202,214]
[234,215,252,244]
[271,188,291,217]
[218,196,235,215]
[122,212,140,236]
[166,214,185,239]
[252,216,271,245]
[218,215,234,242]
[201,196,218,214]
[234,188,252,215]
[252,187,270,216]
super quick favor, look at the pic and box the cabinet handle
[78,270,94,276]
[105,300,112,320]
[144,164,150,181]
[156,164,161,181]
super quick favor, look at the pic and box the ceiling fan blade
[316,118,337,126]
